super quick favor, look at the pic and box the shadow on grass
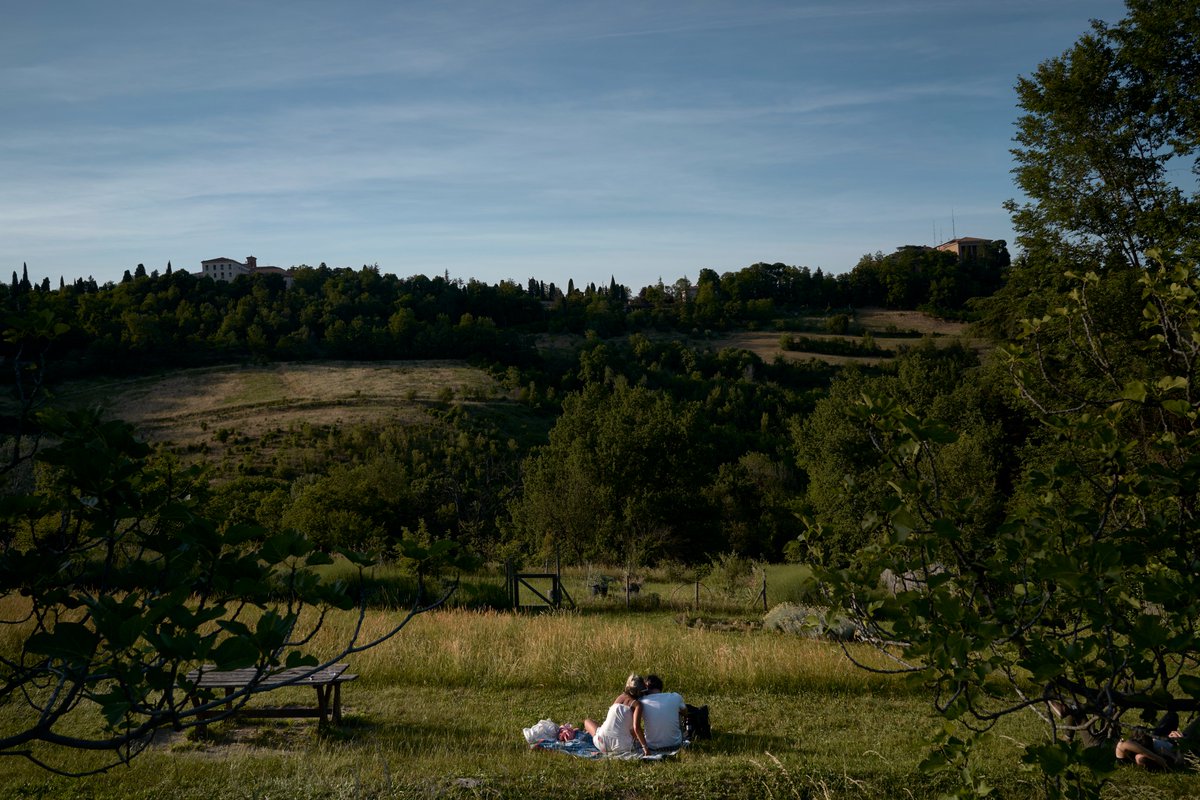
[695,732,799,755]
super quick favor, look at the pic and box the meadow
[1,310,1188,798]
[4,581,1200,800]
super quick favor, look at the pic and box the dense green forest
[3,238,1007,373]
[2,239,1006,569]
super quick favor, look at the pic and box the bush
[763,602,859,641]
[825,314,850,335]
[707,553,759,599]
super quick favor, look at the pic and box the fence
[504,561,770,613]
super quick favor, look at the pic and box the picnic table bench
[186,663,358,727]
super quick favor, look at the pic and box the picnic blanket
[530,730,686,761]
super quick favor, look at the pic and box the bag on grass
[523,718,561,744]
[685,704,711,740]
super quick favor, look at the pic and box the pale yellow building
[198,255,294,287]
[935,237,992,259]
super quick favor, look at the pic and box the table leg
[315,685,330,724]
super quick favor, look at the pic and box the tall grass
[314,608,897,696]
[5,604,1200,798]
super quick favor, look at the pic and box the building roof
[201,257,243,265]
[937,237,991,247]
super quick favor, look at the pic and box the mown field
[3,601,1198,800]
[46,359,519,459]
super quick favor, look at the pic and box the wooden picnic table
[186,663,358,727]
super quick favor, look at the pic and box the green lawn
[4,608,1199,799]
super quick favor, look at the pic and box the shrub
[825,314,850,335]
[707,553,759,599]
[763,602,859,641]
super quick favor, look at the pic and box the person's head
[645,674,664,693]
[624,673,646,698]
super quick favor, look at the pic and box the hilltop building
[198,256,294,287]
[935,237,993,260]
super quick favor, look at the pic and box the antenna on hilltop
[951,208,957,241]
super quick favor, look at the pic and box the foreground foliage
[0,397,471,773]
[810,261,1200,800]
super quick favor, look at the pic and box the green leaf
[223,523,266,545]
[284,651,318,669]
[26,623,99,661]
[891,507,919,540]
[1120,381,1147,403]
[1180,674,1200,698]
[304,551,334,567]
[1162,399,1191,416]
[211,636,261,670]
[1155,375,1189,393]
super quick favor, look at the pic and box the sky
[2,0,1130,292]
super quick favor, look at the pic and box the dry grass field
[19,309,971,458]
[713,308,976,366]
[45,360,506,457]
[535,309,975,366]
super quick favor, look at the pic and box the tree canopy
[800,2,1200,796]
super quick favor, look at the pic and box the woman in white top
[583,674,651,756]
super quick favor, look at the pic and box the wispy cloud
[1,0,1124,286]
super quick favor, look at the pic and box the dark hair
[645,674,663,691]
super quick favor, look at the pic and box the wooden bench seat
[186,663,358,727]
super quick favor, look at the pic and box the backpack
[685,704,711,740]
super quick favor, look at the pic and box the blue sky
[3,0,1128,291]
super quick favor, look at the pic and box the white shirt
[640,691,686,749]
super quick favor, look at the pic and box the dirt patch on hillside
[50,361,505,450]
[533,309,972,365]
[853,308,968,336]
[708,332,894,366]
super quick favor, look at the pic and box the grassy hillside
[2,606,1196,799]
[536,309,979,368]
[21,308,970,459]
[27,360,546,472]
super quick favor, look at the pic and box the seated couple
[582,673,687,756]
[1115,710,1199,770]
[1050,698,1197,770]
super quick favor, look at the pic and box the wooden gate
[506,561,574,610]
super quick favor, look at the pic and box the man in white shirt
[640,674,686,749]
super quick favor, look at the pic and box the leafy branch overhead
[0,382,474,774]
[810,259,1200,797]
[802,0,1200,794]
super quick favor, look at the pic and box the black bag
[685,703,711,740]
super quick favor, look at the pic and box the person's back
[593,701,638,753]
[641,685,686,749]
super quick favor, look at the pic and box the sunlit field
[4,595,1200,800]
